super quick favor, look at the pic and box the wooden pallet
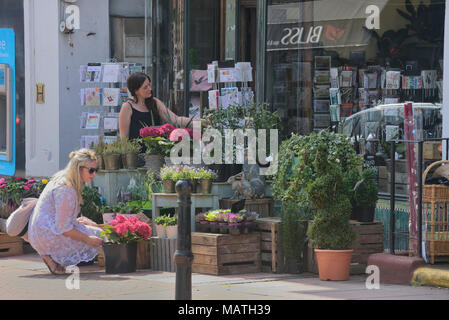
[150,237,177,272]
[350,220,384,267]
[0,232,23,258]
[255,217,284,273]
[192,232,261,275]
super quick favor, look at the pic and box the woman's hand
[77,216,98,227]
[86,236,104,248]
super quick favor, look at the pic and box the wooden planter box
[192,232,261,275]
[306,221,384,275]
[97,241,152,269]
[255,217,285,273]
[195,222,256,235]
[150,237,177,272]
[219,198,274,217]
[0,232,23,257]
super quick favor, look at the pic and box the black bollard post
[174,179,193,300]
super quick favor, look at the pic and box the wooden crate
[255,217,284,273]
[192,232,261,275]
[350,220,384,273]
[219,198,274,217]
[0,232,23,258]
[150,237,177,272]
[306,221,384,275]
[97,241,152,269]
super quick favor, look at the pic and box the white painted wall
[24,0,110,177]
[24,0,60,177]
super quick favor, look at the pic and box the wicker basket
[423,160,449,264]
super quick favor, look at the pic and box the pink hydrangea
[159,123,176,137]
[169,128,190,143]
[140,126,163,138]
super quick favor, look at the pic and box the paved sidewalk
[1,253,449,300]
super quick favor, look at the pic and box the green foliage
[80,186,103,224]
[120,137,142,154]
[280,202,306,259]
[343,168,379,208]
[103,139,122,155]
[272,130,362,205]
[142,136,174,156]
[102,202,142,215]
[93,136,106,155]
[154,214,178,226]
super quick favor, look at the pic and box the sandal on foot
[41,255,66,275]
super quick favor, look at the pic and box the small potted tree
[93,137,106,170]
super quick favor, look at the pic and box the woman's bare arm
[156,98,193,128]
[119,102,132,138]
[63,228,103,247]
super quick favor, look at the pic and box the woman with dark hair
[119,72,193,140]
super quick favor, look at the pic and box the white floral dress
[28,180,102,267]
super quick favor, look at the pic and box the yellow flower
[42,179,48,185]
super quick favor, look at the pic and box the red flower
[160,123,176,137]
[140,126,163,138]
[0,184,7,189]
[23,185,30,191]
[16,177,22,181]
[115,214,127,224]
[113,224,129,237]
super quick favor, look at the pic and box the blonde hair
[51,148,97,204]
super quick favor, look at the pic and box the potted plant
[93,137,106,170]
[140,124,175,175]
[273,130,361,280]
[160,165,176,193]
[196,168,217,194]
[154,214,177,238]
[120,137,142,169]
[100,214,152,274]
[345,168,379,222]
[170,165,200,193]
[103,140,122,170]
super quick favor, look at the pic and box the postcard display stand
[322,58,443,129]
[79,62,143,149]
[206,61,254,113]
[313,56,332,130]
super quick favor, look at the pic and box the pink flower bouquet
[100,214,152,244]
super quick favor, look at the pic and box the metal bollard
[174,179,193,300]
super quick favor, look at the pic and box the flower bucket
[96,154,105,170]
[166,225,177,238]
[156,224,166,238]
[163,179,175,193]
[314,249,353,281]
[123,153,139,169]
[104,154,121,170]
[102,242,137,274]
[199,178,212,194]
[144,154,164,175]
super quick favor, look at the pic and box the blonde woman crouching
[28,149,104,275]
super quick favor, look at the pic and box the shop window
[264,0,445,140]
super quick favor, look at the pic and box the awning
[267,0,389,51]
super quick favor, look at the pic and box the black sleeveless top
[128,98,162,140]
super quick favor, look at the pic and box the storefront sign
[267,19,371,51]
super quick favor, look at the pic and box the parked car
[339,103,442,158]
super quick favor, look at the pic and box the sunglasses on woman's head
[81,166,98,174]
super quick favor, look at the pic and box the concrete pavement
[1,253,449,300]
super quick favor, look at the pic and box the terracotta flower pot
[123,153,139,169]
[156,224,166,238]
[104,154,121,170]
[166,225,177,238]
[314,249,353,281]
